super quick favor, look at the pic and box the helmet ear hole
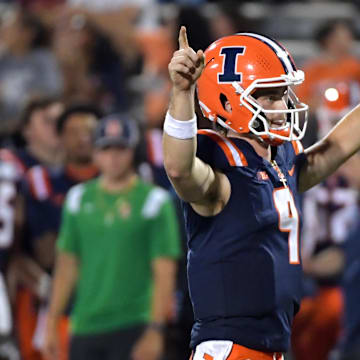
[220,93,231,113]
[220,93,227,109]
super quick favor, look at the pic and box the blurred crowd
[0,1,360,360]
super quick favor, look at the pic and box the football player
[163,26,360,360]
[15,104,101,360]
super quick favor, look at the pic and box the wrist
[36,272,52,300]
[172,85,196,96]
[163,111,197,139]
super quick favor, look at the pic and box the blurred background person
[297,19,360,111]
[52,13,127,113]
[43,114,180,360]
[296,19,360,148]
[291,165,358,360]
[0,95,64,360]
[0,96,64,170]
[13,103,101,360]
[0,7,63,138]
[63,0,159,68]
[339,155,360,360]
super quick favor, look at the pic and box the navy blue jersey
[184,130,307,352]
[341,214,360,354]
[21,165,98,267]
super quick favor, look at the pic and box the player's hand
[168,26,205,91]
[131,327,164,360]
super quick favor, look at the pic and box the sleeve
[20,175,54,247]
[196,132,216,165]
[56,205,80,255]
[287,140,308,182]
[294,152,308,178]
[56,185,84,256]
[196,131,232,170]
[146,190,182,260]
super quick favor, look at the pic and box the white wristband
[37,273,52,300]
[163,111,197,139]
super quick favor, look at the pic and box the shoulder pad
[291,140,304,155]
[197,129,248,169]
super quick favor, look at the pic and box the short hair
[20,95,61,130]
[56,103,103,134]
[315,19,355,49]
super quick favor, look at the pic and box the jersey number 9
[273,187,300,264]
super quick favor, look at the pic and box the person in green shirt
[43,114,181,360]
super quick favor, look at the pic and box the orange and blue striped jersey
[183,129,306,352]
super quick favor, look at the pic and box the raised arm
[163,27,230,216]
[299,104,360,192]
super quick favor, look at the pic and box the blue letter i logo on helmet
[218,47,245,83]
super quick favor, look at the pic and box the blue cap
[94,114,139,149]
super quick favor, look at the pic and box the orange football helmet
[197,33,308,145]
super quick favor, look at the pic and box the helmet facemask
[232,70,308,145]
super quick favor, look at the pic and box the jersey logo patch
[288,165,295,176]
[118,200,131,219]
[257,171,269,181]
[106,119,123,137]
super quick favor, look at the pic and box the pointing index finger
[178,26,189,50]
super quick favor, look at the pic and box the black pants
[69,325,145,360]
